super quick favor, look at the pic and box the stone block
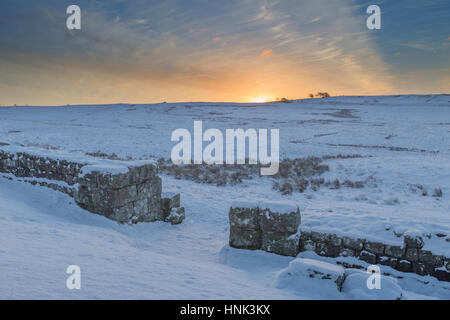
[315,242,340,258]
[403,235,424,249]
[418,250,444,268]
[301,239,316,252]
[161,192,181,218]
[311,232,329,243]
[385,245,404,259]
[229,204,260,230]
[329,234,342,246]
[397,260,413,273]
[378,256,398,269]
[229,227,262,250]
[261,232,300,257]
[405,248,419,262]
[359,250,377,264]
[300,231,312,242]
[365,241,385,256]
[434,270,450,282]
[165,207,185,225]
[112,202,135,223]
[259,204,300,234]
[339,248,356,258]
[412,262,434,276]
[342,236,365,251]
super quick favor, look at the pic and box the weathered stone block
[165,207,185,225]
[301,239,316,252]
[329,234,342,246]
[229,205,259,230]
[300,231,312,242]
[405,248,419,262]
[339,248,355,258]
[434,270,450,282]
[378,256,398,269]
[73,163,163,223]
[412,262,433,276]
[167,193,181,208]
[397,260,413,273]
[311,232,329,243]
[342,236,365,251]
[315,242,340,258]
[419,250,444,268]
[112,202,135,223]
[134,198,149,216]
[259,205,300,234]
[261,232,300,257]
[385,245,404,259]
[229,227,262,250]
[111,185,137,207]
[161,192,181,218]
[365,241,385,256]
[359,250,377,264]
[403,235,424,249]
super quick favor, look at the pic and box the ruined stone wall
[0,150,85,187]
[74,164,163,223]
[229,203,449,282]
[229,201,301,257]
[299,231,449,282]
[0,150,184,225]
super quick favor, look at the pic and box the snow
[273,258,345,299]
[258,201,298,214]
[230,201,258,209]
[80,163,130,176]
[1,95,449,299]
[283,258,345,276]
[342,271,404,300]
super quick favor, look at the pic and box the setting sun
[252,97,271,103]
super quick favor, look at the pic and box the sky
[0,0,449,106]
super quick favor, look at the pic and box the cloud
[402,42,436,53]
[260,49,273,57]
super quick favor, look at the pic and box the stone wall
[229,201,301,257]
[0,149,184,225]
[74,164,163,223]
[300,231,449,282]
[229,203,449,282]
[0,150,85,186]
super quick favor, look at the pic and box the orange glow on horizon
[250,96,272,103]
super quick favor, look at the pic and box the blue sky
[0,0,448,105]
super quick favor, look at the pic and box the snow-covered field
[0,95,449,299]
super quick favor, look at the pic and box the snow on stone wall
[0,150,184,225]
[229,202,449,282]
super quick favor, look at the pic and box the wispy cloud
[260,49,273,57]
